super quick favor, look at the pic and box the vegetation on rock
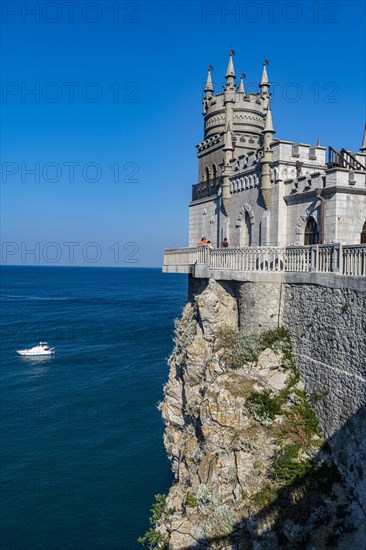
[139,303,359,548]
[138,494,172,549]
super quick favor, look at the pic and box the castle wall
[326,191,366,244]
[284,197,321,244]
[189,187,366,248]
[282,282,366,513]
[189,198,219,247]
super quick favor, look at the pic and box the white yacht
[16,342,55,356]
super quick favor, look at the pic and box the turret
[204,67,214,100]
[361,125,366,153]
[239,73,245,94]
[223,51,237,131]
[225,50,236,89]
[202,66,215,115]
[222,123,234,214]
[259,60,270,97]
[260,100,275,209]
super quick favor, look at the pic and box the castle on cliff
[189,52,366,248]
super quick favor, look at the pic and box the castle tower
[221,52,237,215]
[194,52,274,246]
[259,61,270,98]
[222,123,234,215]
[202,67,214,115]
[223,51,237,128]
[260,99,275,208]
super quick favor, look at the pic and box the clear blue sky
[1,0,365,267]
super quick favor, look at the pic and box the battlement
[272,140,327,165]
[203,91,266,139]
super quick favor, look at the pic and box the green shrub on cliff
[217,327,260,368]
[272,443,312,483]
[247,389,283,422]
[138,493,171,548]
[185,492,198,507]
[217,326,297,371]
[259,326,289,350]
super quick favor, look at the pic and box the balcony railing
[328,147,366,171]
[163,244,366,277]
[192,177,222,201]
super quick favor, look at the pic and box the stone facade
[282,283,366,514]
[189,53,366,248]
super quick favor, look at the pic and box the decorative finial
[204,65,214,94]
[239,73,246,93]
[317,137,321,146]
[260,60,269,86]
[225,50,236,80]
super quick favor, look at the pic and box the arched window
[361,221,366,244]
[205,166,210,182]
[304,216,319,245]
[212,164,217,180]
[240,212,252,246]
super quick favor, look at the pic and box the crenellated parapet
[203,92,266,140]
[196,133,221,153]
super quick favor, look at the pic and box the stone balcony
[163,244,366,288]
[191,177,222,202]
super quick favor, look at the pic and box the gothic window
[240,212,252,246]
[205,166,210,182]
[212,164,217,180]
[361,221,366,244]
[304,216,319,245]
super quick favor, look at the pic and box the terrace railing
[163,244,366,277]
[192,177,222,201]
[328,147,366,171]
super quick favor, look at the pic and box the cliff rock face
[156,279,365,549]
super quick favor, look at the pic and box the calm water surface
[0,266,187,549]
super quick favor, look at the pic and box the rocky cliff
[140,279,365,549]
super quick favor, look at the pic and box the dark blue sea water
[0,266,187,549]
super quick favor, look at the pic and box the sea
[0,266,188,549]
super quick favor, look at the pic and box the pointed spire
[317,137,321,146]
[223,123,233,150]
[361,125,366,153]
[225,53,236,79]
[225,51,236,92]
[259,61,270,96]
[204,68,214,93]
[260,64,269,86]
[239,76,245,93]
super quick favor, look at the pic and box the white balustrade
[163,244,366,277]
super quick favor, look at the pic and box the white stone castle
[189,52,366,248]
